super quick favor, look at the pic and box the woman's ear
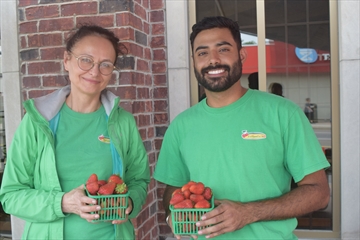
[63,51,70,71]
[239,48,248,64]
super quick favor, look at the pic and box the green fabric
[154,89,330,239]
[0,86,150,240]
[56,104,114,239]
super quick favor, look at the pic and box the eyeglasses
[69,52,116,76]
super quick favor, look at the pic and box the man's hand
[167,214,198,240]
[196,199,256,239]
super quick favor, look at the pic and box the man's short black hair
[190,16,242,52]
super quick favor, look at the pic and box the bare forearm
[163,185,180,218]
[247,182,330,223]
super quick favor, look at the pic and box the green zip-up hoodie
[0,86,150,239]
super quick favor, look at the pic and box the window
[192,0,339,238]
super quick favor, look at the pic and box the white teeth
[208,69,225,74]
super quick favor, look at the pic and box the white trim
[165,0,191,121]
[339,0,360,238]
[1,1,25,238]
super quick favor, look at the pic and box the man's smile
[207,69,226,75]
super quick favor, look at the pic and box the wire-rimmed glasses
[69,52,117,76]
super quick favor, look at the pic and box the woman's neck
[66,93,102,113]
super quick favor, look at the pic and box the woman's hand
[112,197,133,224]
[62,184,100,222]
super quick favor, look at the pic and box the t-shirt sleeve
[153,121,190,187]
[283,106,330,183]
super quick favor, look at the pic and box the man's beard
[194,59,243,92]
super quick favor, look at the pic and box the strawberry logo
[98,134,110,144]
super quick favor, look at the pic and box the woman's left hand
[112,197,133,224]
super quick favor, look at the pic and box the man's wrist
[165,215,170,226]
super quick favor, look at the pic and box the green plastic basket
[85,187,129,222]
[170,196,214,235]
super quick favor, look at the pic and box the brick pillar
[17,0,168,239]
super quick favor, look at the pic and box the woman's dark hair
[65,24,126,65]
[190,16,242,52]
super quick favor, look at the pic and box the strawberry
[170,192,185,205]
[181,181,196,192]
[189,182,205,195]
[99,201,107,216]
[174,199,193,209]
[187,212,199,221]
[117,207,125,218]
[203,187,212,200]
[98,182,116,195]
[183,189,191,199]
[86,173,98,185]
[86,181,99,195]
[98,180,107,186]
[189,194,205,203]
[172,188,182,196]
[108,174,124,185]
[194,199,211,209]
[114,183,128,194]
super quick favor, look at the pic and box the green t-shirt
[154,89,330,239]
[55,103,114,239]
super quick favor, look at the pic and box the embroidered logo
[98,134,110,144]
[241,130,266,140]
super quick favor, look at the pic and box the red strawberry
[98,180,107,186]
[114,183,128,194]
[108,174,124,185]
[189,194,205,203]
[117,207,125,218]
[86,181,99,195]
[181,181,196,192]
[172,189,182,196]
[183,189,191,199]
[174,199,193,209]
[194,199,211,209]
[203,187,212,200]
[98,182,116,195]
[170,192,185,205]
[187,212,199,221]
[86,173,98,185]
[99,201,107,216]
[189,182,205,195]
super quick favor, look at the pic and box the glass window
[266,0,333,231]
[194,0,336,235]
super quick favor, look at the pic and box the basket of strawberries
[85,173,129,222]
[169,181,214,235]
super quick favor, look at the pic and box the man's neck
[205,82,247,108]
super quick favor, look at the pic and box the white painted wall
[0,1,25,239]
[338,0,360,239]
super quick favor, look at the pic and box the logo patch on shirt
[241,130,266,140]
[98,134,110,144]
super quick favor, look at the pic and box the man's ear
[239,48,247,64]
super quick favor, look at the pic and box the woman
[0,25,150,239]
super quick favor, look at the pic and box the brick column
[17,0,168,239]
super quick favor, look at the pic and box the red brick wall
[17,0,170,239]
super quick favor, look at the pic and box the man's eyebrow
[216,41,233,47]
[195,41,233,52]
[195,45,208,52]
